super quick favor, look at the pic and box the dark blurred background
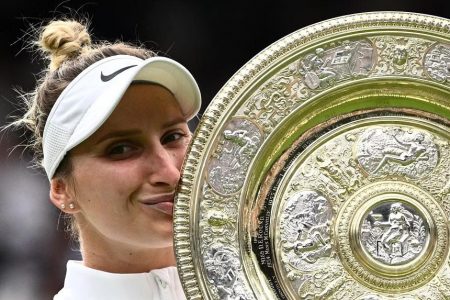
[1,1,449,299]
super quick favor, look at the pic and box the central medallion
[359,201,429,266]
[341,181,446,291]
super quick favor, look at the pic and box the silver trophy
[174,12,450,299]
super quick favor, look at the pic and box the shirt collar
[61,260,184,299]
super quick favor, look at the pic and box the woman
[12,19,201,299]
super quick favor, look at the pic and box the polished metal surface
[174,12,450,299]
[359,201,428,266]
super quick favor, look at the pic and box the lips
[139,193,175,215]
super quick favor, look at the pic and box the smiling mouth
[139,194,175,215]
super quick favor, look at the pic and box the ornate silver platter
[174,12,450,299]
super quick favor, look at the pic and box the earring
[61,203,66,209]
[69,203,75,209]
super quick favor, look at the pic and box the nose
[145,146,181,189]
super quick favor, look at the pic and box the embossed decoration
[243,39,375,133]
[269,117,449,298]
[424,43,450,83]
[174,12,450,300]
[203,244,252,300]
[207,118,263,195]
[372,36,433,77]
[360,202,428,266]
[356,127,438,178]
[299,40,375,90]
[337,181,447,292]
[280,191,333,269]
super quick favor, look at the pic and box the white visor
[42,55,201,180]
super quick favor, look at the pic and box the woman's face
[67,84,190,251]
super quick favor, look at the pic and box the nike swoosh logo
[100,65,137,82]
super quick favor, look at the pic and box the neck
[79,230,176,273]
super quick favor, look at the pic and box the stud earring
[61,203,66,209]
[69,203,75,209]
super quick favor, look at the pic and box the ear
[49,178,80,213]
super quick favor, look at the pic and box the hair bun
[39,20,91,70]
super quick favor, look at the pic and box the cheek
[173,146,189,170]
[71,158,141,200]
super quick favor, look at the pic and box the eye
[106,142,139,159]
[161,131,189,145]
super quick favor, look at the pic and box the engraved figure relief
[288,159,346,206]
[298,40,375,90]
[372,36,432,77]
[360,203,428,265]
[207,118,262,195]
[357,127,439,178]
[297,164,347,203]
[287,133,366,207]
[345,158,364,190]
[203,244,252,300]
[296,261,356,299]
[313,134,365,200]
[280,191,333,270]
[316,154,363,195]
[424,43,450,83]
[300,47,337,89]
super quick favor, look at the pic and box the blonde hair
[40,20,92,71]
[11,18,156,238]
[14,19,155,173]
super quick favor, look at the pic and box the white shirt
[54,260,187,300]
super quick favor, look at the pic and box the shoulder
[55,262,186,299]
[53,261,79,300]
[53,289,73,300]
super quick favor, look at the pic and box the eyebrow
[95,117,187,145]
[162,117,187,129]
[95,129,141,145]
